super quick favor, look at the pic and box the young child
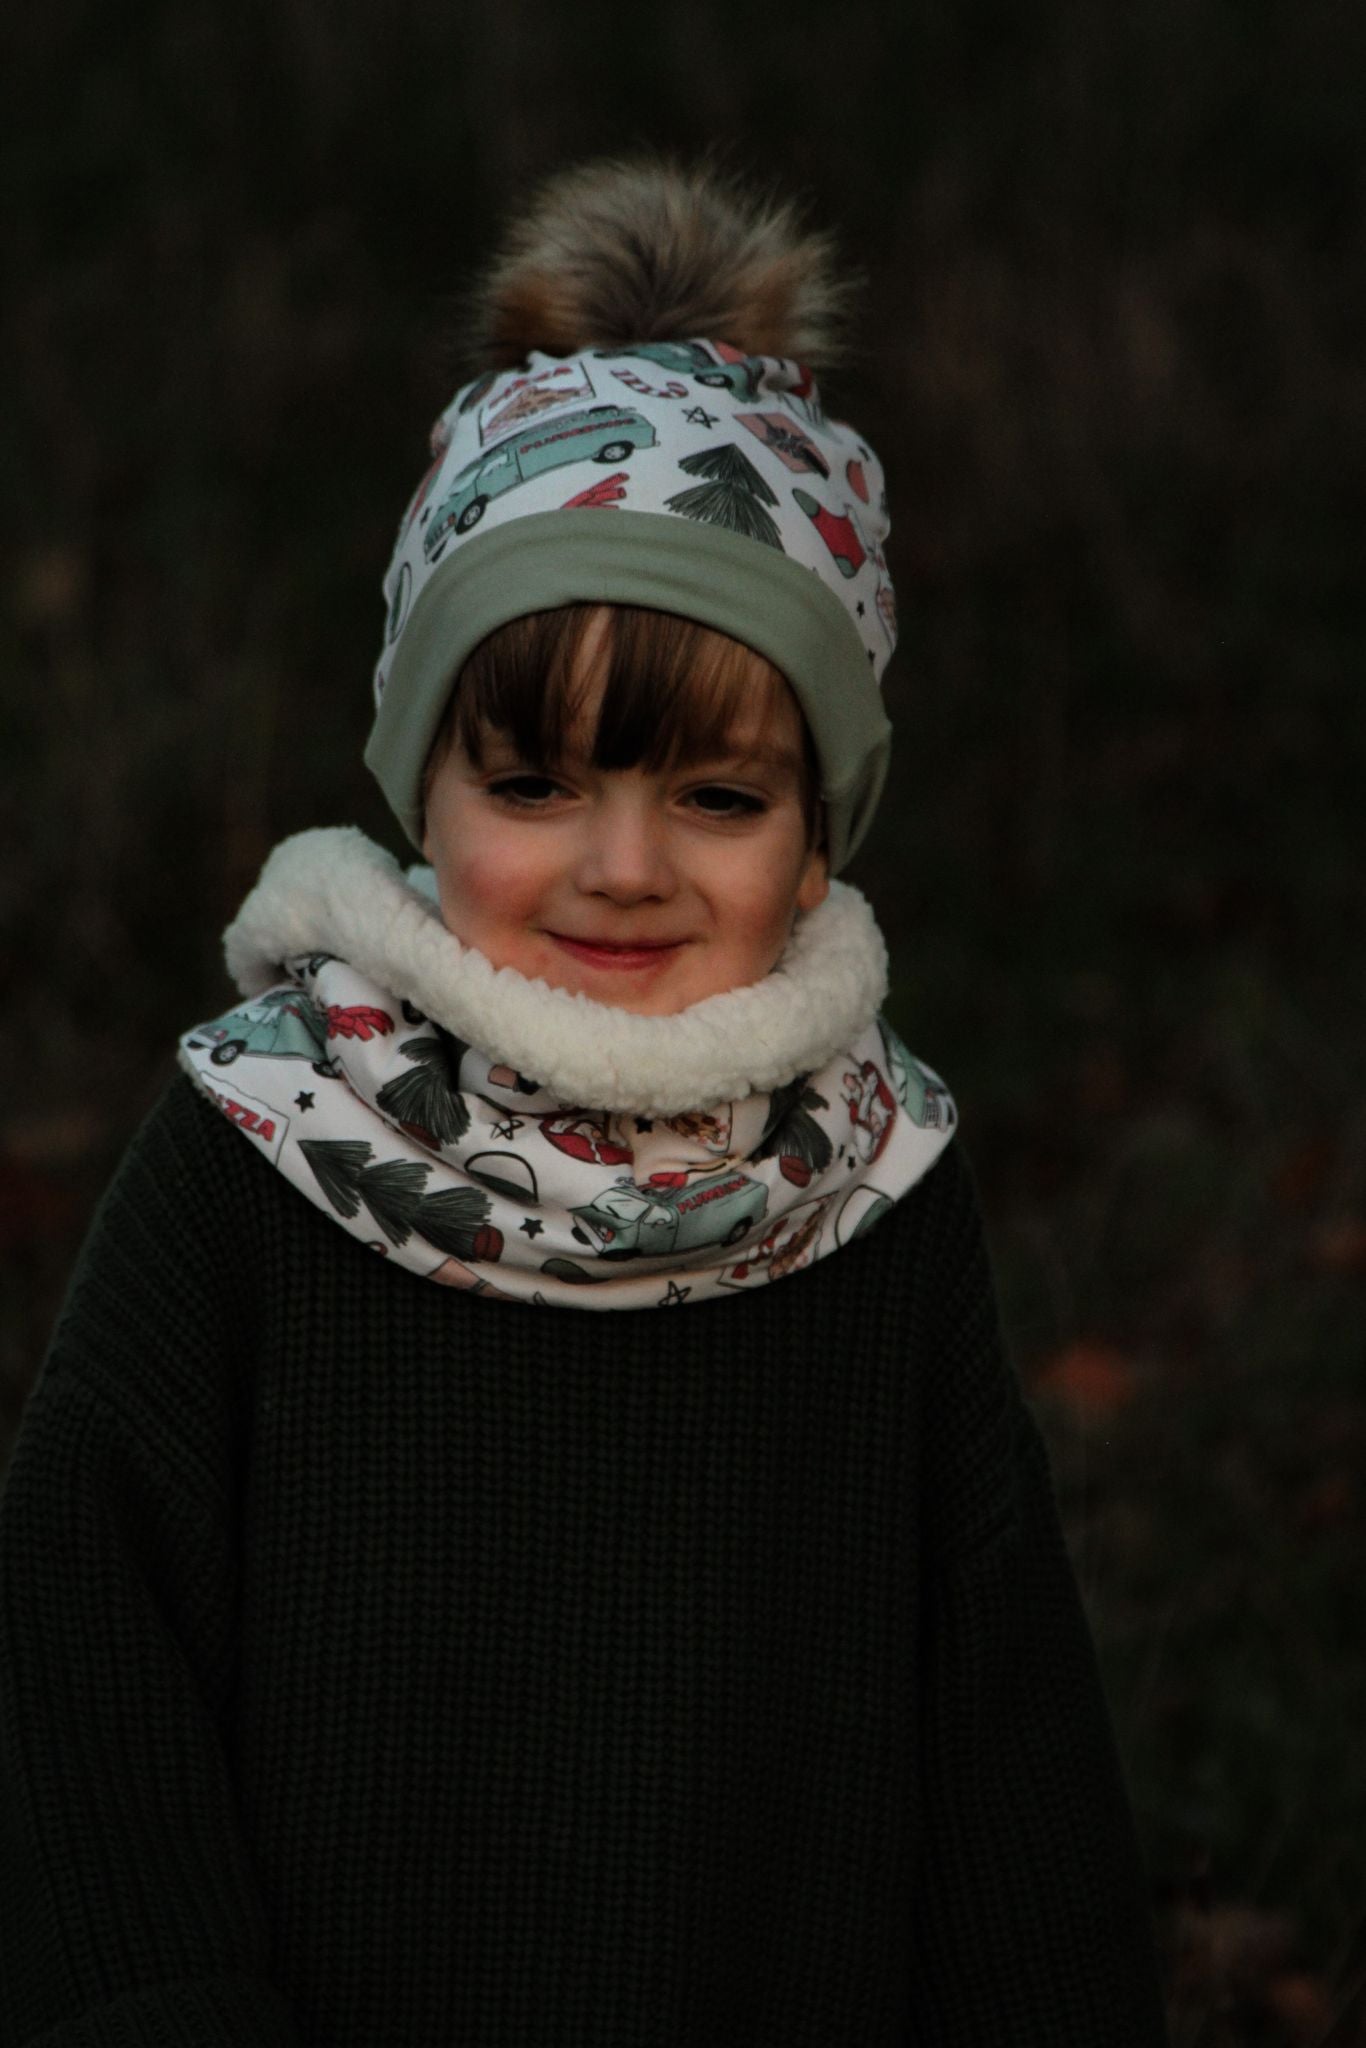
[0,157,1169,2044]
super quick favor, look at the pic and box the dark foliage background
[3,2,1363,2038]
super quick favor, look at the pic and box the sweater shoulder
[879,1135,1034,1564]
[28,1068,279,1441]
[88,1061,280,1206]
[853,1131,991,1304]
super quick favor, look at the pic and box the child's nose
[574,792,675,902]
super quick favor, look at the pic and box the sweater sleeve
[0,1076,303,2047]
[905,1145,1170,2045]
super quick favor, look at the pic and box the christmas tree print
[411,1187,504,1260]
[665,444,782,549]
[300,1138,502,1259]
[754,1079,834,1187]
[375,1034,472,1148]
[300,1140,427,1244]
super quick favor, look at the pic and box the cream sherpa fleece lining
[223,826,888,1117]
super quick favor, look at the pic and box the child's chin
[546,955,767,1017]
[547,966,697,1016]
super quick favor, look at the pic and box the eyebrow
[696,744,802,779]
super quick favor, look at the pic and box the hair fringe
[421,605,822,845]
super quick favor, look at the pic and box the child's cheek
[439,834,545,937]
[720,876,806,979]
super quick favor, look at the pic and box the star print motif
[684,404,718,429]
[659,1280,692,1305]
[634,1116,654,1133]
[491,1116,524,1142]
[519,1217,544,1239]
[294,1091,315,1111]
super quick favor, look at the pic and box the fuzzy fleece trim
[222,825,888,1116]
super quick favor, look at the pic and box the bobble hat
[364,167,898,874]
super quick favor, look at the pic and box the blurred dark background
[3,2,1363,2038]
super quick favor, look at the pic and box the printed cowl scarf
[177,828,957,1310]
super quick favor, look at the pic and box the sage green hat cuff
[364,509,892,874]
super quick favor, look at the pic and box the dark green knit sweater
[0,1073,1168,2046]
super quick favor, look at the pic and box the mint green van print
[598,342,764,402]
[423,406,657,555]
[192,989,340,1076]
[570,1170,768,1260]
[878,1021,956,1131]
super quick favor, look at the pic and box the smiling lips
[548,933,686,972]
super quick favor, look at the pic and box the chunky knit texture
[0,1074,1169,2046]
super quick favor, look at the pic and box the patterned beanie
[365,172,897,874]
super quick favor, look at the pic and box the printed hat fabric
[365,340,897,873]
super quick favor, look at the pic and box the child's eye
[687,786,766,818]
[486,774,566,808]
[689,786,767,819]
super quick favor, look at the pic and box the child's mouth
[547,934,685,973]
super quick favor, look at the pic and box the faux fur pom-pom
[461,153,860,373]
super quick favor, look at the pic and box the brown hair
[421,604,823,843]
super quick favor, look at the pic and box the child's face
[421,612,829,1017]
